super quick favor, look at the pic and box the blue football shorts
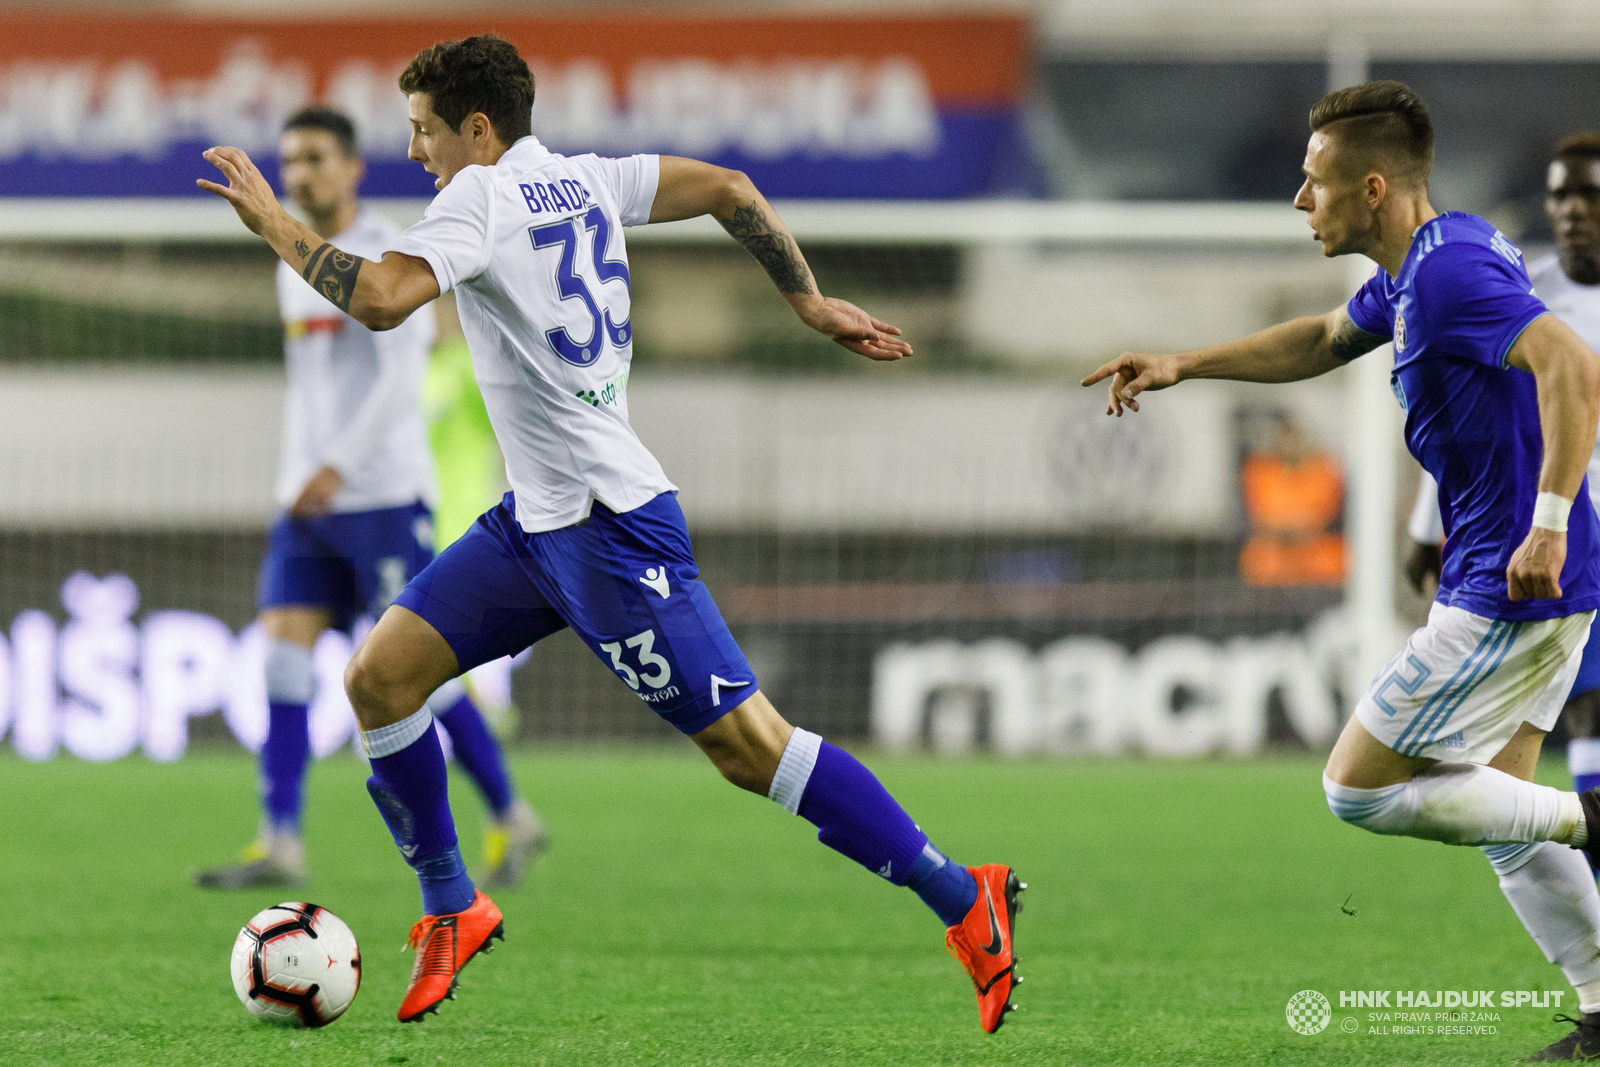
[393,491,758,736]
[258,500,434,633]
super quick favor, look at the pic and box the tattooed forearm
[719,203,818,296]
[1329,311,1386,362]
[298,242,365,313]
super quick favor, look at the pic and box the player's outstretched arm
[198,146,438,331]
[1079,307,1385,416]
[1503,313,1600,600]
[648,156,912,361]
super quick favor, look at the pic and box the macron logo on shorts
[639,567,671,599]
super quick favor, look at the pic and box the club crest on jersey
[1393,311,1407,352]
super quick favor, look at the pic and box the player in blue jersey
[199,34,1022,1033]
[1407,134,1600,866]
[1084,81,1600,1061]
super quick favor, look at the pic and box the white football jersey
[389,135,674,533]
[1410,250,1600,542]
[276,208,438,513]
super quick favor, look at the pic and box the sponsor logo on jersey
[639,566,670,599]
[576,368,630,409]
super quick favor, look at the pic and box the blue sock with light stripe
[768,730,977,926]
[905,842,980,927]
[362,709,476,916]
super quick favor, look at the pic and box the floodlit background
[0,0,1589,762]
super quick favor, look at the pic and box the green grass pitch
[0,747,1584,1065]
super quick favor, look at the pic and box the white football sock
[1485,841,1600,1012]
[359,707,434,759]
[1323,764,1583,846]
[263,638,316,704]
[767,728,822,814]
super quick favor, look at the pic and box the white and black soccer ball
[231,902,360,1027]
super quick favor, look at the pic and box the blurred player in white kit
[195,107,544,891]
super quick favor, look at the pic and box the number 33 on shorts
[600,629,674,694]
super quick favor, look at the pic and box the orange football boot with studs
[397,889,504,1022]
[944,864,1025,1033]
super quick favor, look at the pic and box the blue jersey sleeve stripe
[1495,308,1551,369]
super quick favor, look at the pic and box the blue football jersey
[1346,211,1600,621]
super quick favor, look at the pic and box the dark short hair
[283,106,358,157]
[399,33,534,145]
[1308,80,1434,185]
[1554,131,1600,166]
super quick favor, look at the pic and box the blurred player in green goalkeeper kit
[194,107,545,891]
[425,330,529,736]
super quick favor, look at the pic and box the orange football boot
[397,889,505,1022]
[944,865,1025,1034]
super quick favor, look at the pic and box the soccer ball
[231,902,361,1027]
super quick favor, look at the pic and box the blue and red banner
[0,12,1030,199]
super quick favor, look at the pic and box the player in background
[1083,83,1600,1061]
[1407,135,1600,857]
[195,107,545,893]
[200,34,1023,1034]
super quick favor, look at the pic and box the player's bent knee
[344,644,429,730]
[1322,773,1413,835]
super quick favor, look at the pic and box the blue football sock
[260,701,310,832]
[905,842,980,927]
[364,710,476,915]
[414,846,476,917]
[431,688,514,818]
[794,740,929,887]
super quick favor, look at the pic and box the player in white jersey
[1406,134,1600,848]
[200,35,1023,1033]
[195,107,544,893]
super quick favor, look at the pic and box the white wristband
[1533,492,1573,532]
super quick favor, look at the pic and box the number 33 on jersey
[390,139,674,534]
